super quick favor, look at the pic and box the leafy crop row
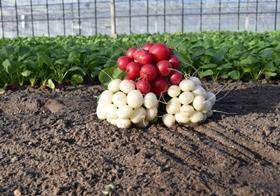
[0,32,279,90]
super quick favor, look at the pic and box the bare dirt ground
[0,81,279,195]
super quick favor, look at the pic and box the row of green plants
[0,31,279,90]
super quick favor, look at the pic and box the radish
[162,114,175,127]
[116,118,131,129]
[180,105,195,115]
[189,76,202,86]
[167,85,181,98]
[166,98,181,114]
[96,105,107,120]
[202,101,212,113]
[170,72,183,85]
[192,95,206,111]
[144,92,158,109]
[143,43,154,51]
[193,86,207,97]
[169,55,180,69]
[136,79,151,94]
[132,49,143,60]
[130,107,146,123]
[126,47,137,59]
[149,43,170,61]
[190,111,204,123]
[151,78,168,95]
[206,92,216,105]
[112,92,127,107]
[106,104,118,119]
[179,79,195,91]
[126,62,141,80]
[120,80,135,94]
[108,79,121,92]
[117,56,132,71]
[137,50,153,65]
[140,64,158,81]
[117,105,133,119]
[135,119,149,128]
[157,60,171,76]
[107,118,117,126]
[178,92,194,105]
[127,90,144,108]
[146,107,158,121]
[175,112,190,124]
[98,90,113,105]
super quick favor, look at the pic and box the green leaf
[0,88,5,95]
[264,72,277,79]
[47,79,55,90]
[98,66,125,87]
[21,70,32,77]
[200,64,217,69]
[71,74,84,85]
[228,70,240,80]
[199,70,213,78]
[2,59,12,74]
[259,48,273,58]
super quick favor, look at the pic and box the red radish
[126,62,141,80]
[143,43,154,51]
[136,79,151,94]
[137,50,153,65]
[169,55,180,69]
[168,48,173,55]
[126,48,137,59]
[124,74,130,80]
[133,49,143,61]
[149,43,170,62]
[170,71,183,85]
[117,56,132,71]
[140,64,157,81]
[151,77,168,95]
[157,60,171,76]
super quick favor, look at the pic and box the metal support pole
[15,0,19,36]
[275,0,278,30]
[77,0,81,35]
[237,0,240,31]
[0,0,4,38]
[163,0,166,32]
[94,0,97,34]
[30,0,34,36]
[200,0,203,31]
[129,0,131,33]
[255,0,258,32]
[218,0,221,31]
[110,0,116,36]
[46,0,50,36]
[147,0,149,33]
[62,0,66,35]
[181,0,184,32]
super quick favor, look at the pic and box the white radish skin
[168,85,181,98]
[112,91,127,107]
[175,112,190,124]
[190,111,204,123]
[179,92,194,105]
[189,76,202,86]
[206,92,216,105]
[107,118,117,126]
[116,118,131,129]
[162,114,175,127]
[144,93,158,109]
[193,86,207,97]
[179,79,195,92]
[193,95,206,111]
[117,105,133,119]
[130,107,146,123]
[166,98,181,114]
[127,90,144,108]
[146,107,158,121]
[96,105,107,120]
[136,119,149,128]
[180,105,195,113]
[108,79,121,92]
[120,80,135,94]
[106,104,118,119]
[98,90,113,105]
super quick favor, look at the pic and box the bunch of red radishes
[96,43,216,128]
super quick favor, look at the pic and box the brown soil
[0,81,279,195]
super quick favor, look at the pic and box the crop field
[0,32,280,195]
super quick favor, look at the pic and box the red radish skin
[140,64,158,81]
[168,48,173,55]
[149,43,170,62]
[136,79,151,94]
[169,55,180,69]
[126,48,137,59]
[132,49,143,61]
[151,78,168,96]
[126,62,141,80]
[143,43,154,51]
[170,71,183,85]
[117,56,132,71]
[137,51,154,65]
[157,60,171,76]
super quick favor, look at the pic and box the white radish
[116,118,131,129]
[190,111,204,123]
[162,114,175,127]
[179,79,195,92]
[96,105,107,120]
[193,95,206,111]
[166,98,181,114]
[175,112,190,124]
[108,79,121,92]
[120,80,135,94]
[130,107,146,123]
[206,92,216,105]
[146,107,158,121]
[112,91,127,107]
[167,85,181,98]
[180,105,195,117]
[107,118,117,126]
[98,90,113,105]
[127,90,143,108]
[189,76,202,86]
[106,104,118,119]
[136,119,149,128]
[117,105,133,119]
[193,86,207,97]
[144,93,158,109]
[178,92,194,105]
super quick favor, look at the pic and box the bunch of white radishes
[96,79,159,128]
